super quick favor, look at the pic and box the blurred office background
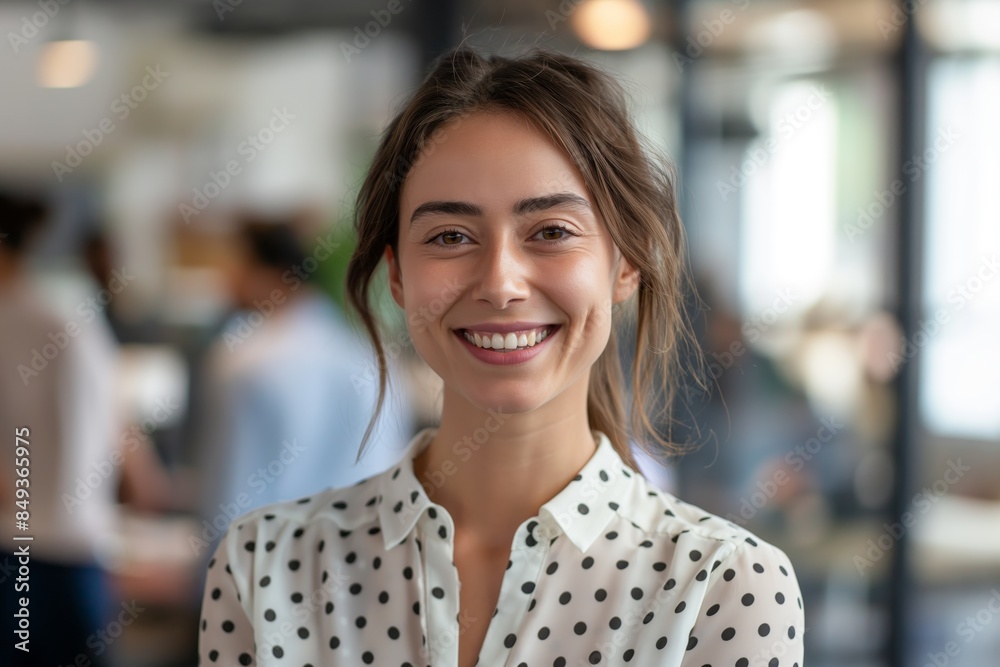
[0,0,998,666]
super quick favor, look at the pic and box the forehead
[399,111,590,214]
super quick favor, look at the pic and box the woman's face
[386,111,638,416]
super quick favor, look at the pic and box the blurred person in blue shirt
[191,214,415,556]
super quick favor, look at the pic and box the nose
[471,233,531,309]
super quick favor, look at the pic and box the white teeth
[462,326,554,351]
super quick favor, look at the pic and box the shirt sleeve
[682,538,805,667]
[199,523,258,666]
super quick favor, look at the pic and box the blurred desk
[110,511,203,667]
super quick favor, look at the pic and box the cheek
[551,269,615,352]
[400,266,454,333]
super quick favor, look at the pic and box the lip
[453,325,560,366]
[457,321,554,334]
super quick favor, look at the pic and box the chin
[458,383,547,417]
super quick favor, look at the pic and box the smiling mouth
[459,325,559,352]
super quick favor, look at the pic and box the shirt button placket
[476,518,552,667]
[421,512,460,666]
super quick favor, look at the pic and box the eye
[426,229,468,246]
[535,225,576,243]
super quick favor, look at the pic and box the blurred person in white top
[191,214,415,557]
[0,191,120,666]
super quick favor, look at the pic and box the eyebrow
[409,192,592,227]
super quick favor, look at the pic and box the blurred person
[198,48,804,667]
[191,214,415,557]
[0,191,120,667]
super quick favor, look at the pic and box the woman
[199,46,805,667]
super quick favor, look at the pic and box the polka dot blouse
[199,427,805,666]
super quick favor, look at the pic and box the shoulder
[234,470,386,532]
[619,473,798,582]
[216,471,388,569]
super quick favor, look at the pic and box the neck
[0,253,22,287]
[412,378,597,552]
[242,282,309,316]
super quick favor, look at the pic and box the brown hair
[346,46,707,471]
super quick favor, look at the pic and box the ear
[612,251,640,305]
[384,245,405,309]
